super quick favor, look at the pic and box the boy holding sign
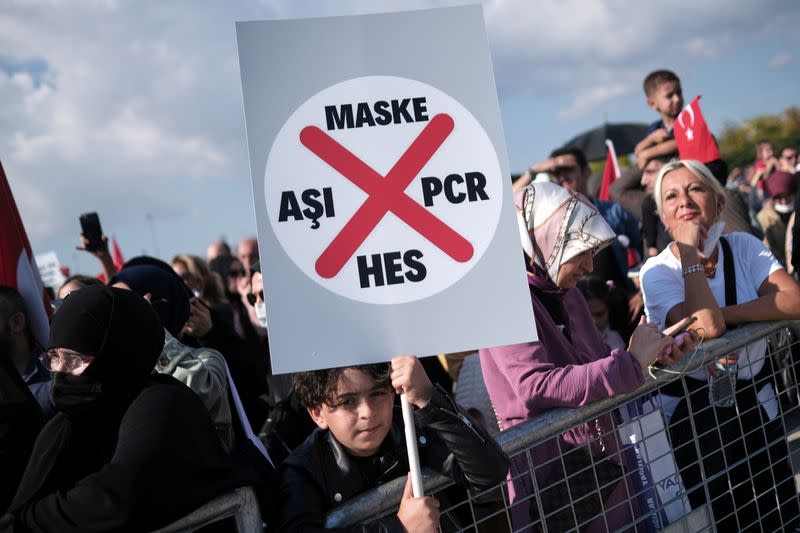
[277,355,509,532]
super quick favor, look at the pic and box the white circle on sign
[265,75,503,304]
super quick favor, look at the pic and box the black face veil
[47,285,165,413]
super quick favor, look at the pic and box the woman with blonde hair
[640,159,800,530]
[171,254,227,306]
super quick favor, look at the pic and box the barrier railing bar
[326,319,797,528]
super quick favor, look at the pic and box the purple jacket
[480,284,645,530]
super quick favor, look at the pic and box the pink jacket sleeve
[483,341,645,415]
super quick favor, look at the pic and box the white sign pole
[400,393,424,497]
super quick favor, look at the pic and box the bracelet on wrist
[682,264,704,278]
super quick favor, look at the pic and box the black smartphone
[79,212,104,252]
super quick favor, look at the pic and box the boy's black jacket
[275,385,510,533]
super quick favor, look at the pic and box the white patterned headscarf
[515,181,616,283]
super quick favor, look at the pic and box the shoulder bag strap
[720,236,737,307]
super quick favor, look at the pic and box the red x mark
[300,113,474,279]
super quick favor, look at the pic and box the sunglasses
[228,269,247,278]
[552,165,579,177]
[246,290,264,306]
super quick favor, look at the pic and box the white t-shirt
[641,232,782,381]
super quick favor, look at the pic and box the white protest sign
[34,251,66,290]
[236,6,536,374]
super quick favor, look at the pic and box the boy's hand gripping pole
[400,394,424,497]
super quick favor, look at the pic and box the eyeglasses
[228,269,246,278]
[40,348,95,375]
[246,290,264,306]
[552,165,579,178]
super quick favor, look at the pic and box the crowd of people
[2,67,800,532]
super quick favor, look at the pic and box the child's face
[586,298,609,332]
[648,81,683,121]
[307,368,394,457]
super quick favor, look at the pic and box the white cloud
[102,107,225,166]
[769,52,792,69]
[559,83,631,120]
[685,37,724,60]
[482,0,792,113]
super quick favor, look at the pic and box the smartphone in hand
[663,315,697,337]
[79,212,104,252]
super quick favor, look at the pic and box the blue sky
[1,0,798,277]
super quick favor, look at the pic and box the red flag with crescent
[0,161,51,348]
[673,95,720,163]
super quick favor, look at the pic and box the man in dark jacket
[0,286,55,417]
[277,356,509,532]
[0,351,45,512]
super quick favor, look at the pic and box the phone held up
[79,212,104,252]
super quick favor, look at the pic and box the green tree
[719,107,800,170]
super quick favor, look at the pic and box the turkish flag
[0,161,51,348]
[598,139,620,201]
[111,236,125,271]
[673,95,720,163]
[596,143,641,266]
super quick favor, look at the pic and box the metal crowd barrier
[327,320,800,532]
[150,486,263,533]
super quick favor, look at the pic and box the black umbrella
[562,122,649,161]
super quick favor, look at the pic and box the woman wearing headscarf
[2,285,255,532]
[640,159,800,530]
[110,258,234,448]
[480,182,691,532]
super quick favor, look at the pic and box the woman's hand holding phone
[629,317,674,369]
[654,316,700,367]
[663,316,697,337]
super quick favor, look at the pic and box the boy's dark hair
[651,153,678,165]
[643,70,680,96]
[577,275,610,304]
[293,363,392,409]
[549,146,588,171]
